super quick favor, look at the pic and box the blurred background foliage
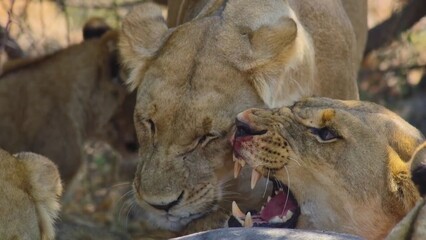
[361,0,426,134]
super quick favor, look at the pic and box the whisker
[221,196,245,202]
[118,198,132,220]
[218,175,235,186]
[289,75,307,97]
[281,166,291,216]
[116,191,135,224]
[126,202,136,228]
[108,182,131,190]
[117,189,134,204]
[221,191,242,197]
[288,156,302,167]
[212,204,228,212]
[263,169,271,198]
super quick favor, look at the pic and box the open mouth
[229,118,300,228]
[230,157,300,228]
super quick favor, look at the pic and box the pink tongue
[260,192,297,221]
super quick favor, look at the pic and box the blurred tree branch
[1,0,23,75]
[56,0,71,44]
[0,25,25,60]
[365,0,426,56]
[63,0,167,10]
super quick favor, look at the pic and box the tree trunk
[364,0,426,56]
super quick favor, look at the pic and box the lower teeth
[269,216,283,223]
[267,210,294,224]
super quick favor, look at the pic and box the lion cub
[0,30,127,184]
[0,148,62,240]
[231,97,424,240]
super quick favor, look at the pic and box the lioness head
[119,1,316,232]
[231,97,424,239]
[0,149,62,240]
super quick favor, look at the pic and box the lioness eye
[309,127,338,142]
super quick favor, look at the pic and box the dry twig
[365,0,426,56]
[0,0,17,74]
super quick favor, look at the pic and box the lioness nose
[235,119,267,138]
[146,191,184,212]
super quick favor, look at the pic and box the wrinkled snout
[231,109,268,154]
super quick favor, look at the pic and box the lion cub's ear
[14,152,63,240]
[119,3,168,90]
[411,143,426,196]
[83,17,111,40]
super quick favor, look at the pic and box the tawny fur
[0,31,127,184]
[387,197,426,240]
[0,149,62,240]
[234,97,424,240]
[119,0,367,235]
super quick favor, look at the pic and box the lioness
[0,148,62,240]
[0,30,127,183]
[119,0,367,234]
[230,97,424,239]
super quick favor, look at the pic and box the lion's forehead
[259,99,425,164]
[292,98,394,124]
[136,75,263,136]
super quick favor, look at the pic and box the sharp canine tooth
[250,169,261,189]
[267,196,271,202]
[279,188,283,192]
[275,191,279,195]
[244,212,253,228]
[261,206,264,211]
[234,161,242,179]
[232,201,245,219]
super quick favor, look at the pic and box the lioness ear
[220,17,297,71]
[119,3,168,90]
[411,143,426,195]
[219,0,299,71]
[249,17,297,63]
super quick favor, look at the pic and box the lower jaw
[229,179,300,228]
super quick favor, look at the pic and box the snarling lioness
[0,148,62,240]
[119,0,367,234]
[231,97,424,239]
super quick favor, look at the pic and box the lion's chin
[134,200,205,232]
[141,210,203,232]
